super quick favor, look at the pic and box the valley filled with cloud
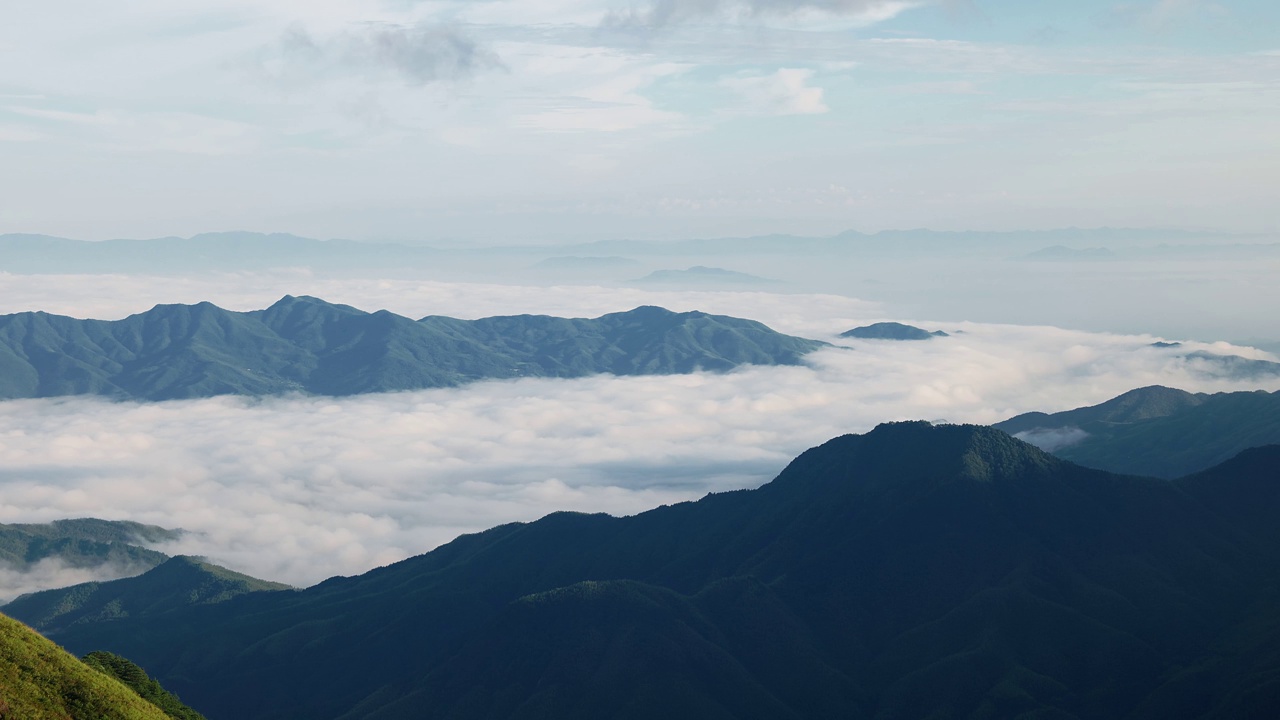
[0,277,1274,592]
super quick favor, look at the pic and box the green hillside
[4,556,291,634]
[0,613,172,719]
[0,297,827,400]
[0,519,179,586]
[37,423,1280,719]
[996,386,1280,477]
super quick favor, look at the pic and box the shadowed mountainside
[30,423,1280,720]
[82,650,207,720]
[996,385,1280,477]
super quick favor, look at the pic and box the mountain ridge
[0,296,827,401]
[31,423,1280,719]
[996,385,1280,477]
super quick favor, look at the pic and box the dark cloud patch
[270,23,502,87]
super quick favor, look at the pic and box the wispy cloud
[0,557,156,604]
[721,68,829,115]
[262,23,503,88]
[602,0,920,32]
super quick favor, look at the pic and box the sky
[3,0,1279,242]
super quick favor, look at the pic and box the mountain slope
[4,556,291,634]
[0,297,826,400]
[996,386,1280,477]
[0,519,177,571]
[82,651,207,720]
[0,612,172,719]
[36,424,1280,720]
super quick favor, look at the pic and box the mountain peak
[840,322,947,340]
[769,422,1061,505]
[863,421,1059,482]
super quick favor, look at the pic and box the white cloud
[602,0,920,31]
[504,43,690,132]
[0,279,1275,594]
[0,557,156,604]
[721,68,829,115]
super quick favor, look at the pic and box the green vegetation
[0,519,178,576]
[4,556,291,634]
[996,385,1280,477]
[0,613,171,719]
[34,423,1280,719]
[0,297,827,400]
[82,652,206,720]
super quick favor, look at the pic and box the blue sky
[2,0,1277,242]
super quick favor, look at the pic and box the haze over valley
[4,1,1280,717]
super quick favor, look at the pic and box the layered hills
[0,520,183,601]
[0,519,178,574]
[4,556,291,634]
[0,296,825,401]
[996,385,1280,477]
[29,423,1280,719]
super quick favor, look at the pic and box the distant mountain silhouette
[996,385,1280,477]
[0,297,826,400]
[630,266,776,286]
[1020,245,1116,261]
[840,322,948,340]
[32,423,1280,719]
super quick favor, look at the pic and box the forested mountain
[0,519,179,575]
[4,556,291,634]
[0,296,826,400]
[996,385,1280,477]
[31,423,1280,720]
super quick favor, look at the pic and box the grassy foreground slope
[0,613,171,719]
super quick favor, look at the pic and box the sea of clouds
[0,273,1277,595]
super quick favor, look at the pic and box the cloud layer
[0,279,1275,593]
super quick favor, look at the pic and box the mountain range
[19,422,1280,719]
[0,229,1240,274]
[0,296,825,401]
[996,385,1280,478]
